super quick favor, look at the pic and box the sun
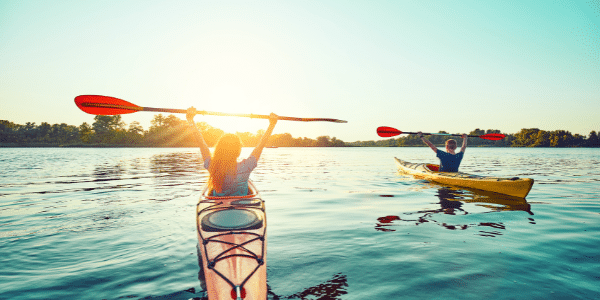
[197,84,266,135]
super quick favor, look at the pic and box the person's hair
[208,134,242,193]
[445,139,457,150]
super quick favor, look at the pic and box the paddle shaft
[77,101,346,123]
[376,127,504,140]
[405,132,472,138]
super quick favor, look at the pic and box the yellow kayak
[197,180,267,300]
[394,157,534,198]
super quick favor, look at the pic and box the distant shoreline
[0,143,587,148]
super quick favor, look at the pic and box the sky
[1,0,599,142]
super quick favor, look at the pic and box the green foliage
[0,120,19,143]
[2,115,598,148]
[347,127,599,148]
[587,131,600,147]
[92,115,125,144]
[511,128,585,147]
[79,122,93,143]
[1,120,81,145]
[146,114,192,147]
[0,115,348,147]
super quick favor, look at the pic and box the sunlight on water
[1,147,599,299]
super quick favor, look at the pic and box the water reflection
[142,272,348,300]
[375,187,534,235]
[130,288,198,299]
[93,162,125,179]
[197,246,348,300]
[150,152,205,177]
[442,186,534,214]
[146,152,207,202]
[280,273,348,300]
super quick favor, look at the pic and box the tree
[49,123,79,144]
[330,137,345,147]
[467,129,484,146]
[270,133,294,147]
[79,122,93,143]
[21,122,37,142]
[532,130,550,147]
[92,115,125,144]
[0,120,19,143]
[38,122,52,142]
[237,131,259,147]
[316,136,331,147]
[586,131,599,147]
[295,137,316,147]
[196,121,224,147]
[397,135,420,146]
[125,121,145,145]
[549,130,573,147]
[147,114,202,147]
[151,114,166,128]
[512,128,540,147]
[572,134,585,147]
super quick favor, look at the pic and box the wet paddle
[75,95,348,123]
[377,126,505,140]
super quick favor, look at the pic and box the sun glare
[156,30,292,137]
[199,84,265,135]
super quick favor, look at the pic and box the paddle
[377,126,505,140]
[74,95,347,123]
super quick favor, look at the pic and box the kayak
[394,157,534,198]
[197,180,267,300]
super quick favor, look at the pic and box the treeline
[2,118,598,148]
[348,128,600,147]
[0,115,346,147]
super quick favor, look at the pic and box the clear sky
[1,0,599,142]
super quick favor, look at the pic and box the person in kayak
[186,107,278,196]
[417,132,467,172]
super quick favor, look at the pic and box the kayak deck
[197,181,267,300]
[394,157,534,198]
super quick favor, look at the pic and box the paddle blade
[75,95,142,115]
[479,133,506,141]
[377,126,403,137]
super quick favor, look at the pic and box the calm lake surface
[1,147,599,300]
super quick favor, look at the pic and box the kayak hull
[197,181,267,300]
[394,157,534,198]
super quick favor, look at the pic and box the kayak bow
[394,157,534,198]
[197,181,267,300]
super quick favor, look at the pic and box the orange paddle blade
[479,133,506,141]
[377,126,403,137]
[75,95,142,115]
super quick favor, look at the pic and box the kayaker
[186,107,278,196]
[417,131,467,172]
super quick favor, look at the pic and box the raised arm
[250,113,278,161]
[418,131,438,153]
[460,134,467,153]
[187,107,212,161]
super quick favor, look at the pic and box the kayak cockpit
[425,164,440,172]
[201,201,265,232]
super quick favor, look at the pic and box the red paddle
[74,95,348,123]
[377,126,505,140]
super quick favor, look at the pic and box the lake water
[1,147,599,300]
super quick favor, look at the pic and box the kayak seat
[426,164,440,172]
[201,208,264,232]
